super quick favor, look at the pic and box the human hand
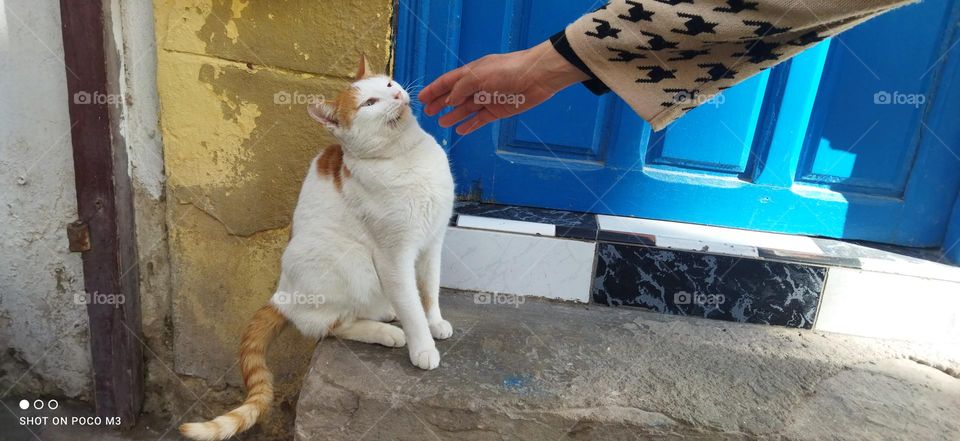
[418,40,590,135]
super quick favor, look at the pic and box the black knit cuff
[549,29,610,95]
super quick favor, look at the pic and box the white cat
[179,55,456,441]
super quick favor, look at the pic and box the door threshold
[441,201,960,344]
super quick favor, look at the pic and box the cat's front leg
[374,247,439,370]
[416,234,452,340]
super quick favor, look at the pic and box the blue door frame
[395,0,960,263]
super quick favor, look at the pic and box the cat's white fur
[276,73,455,370]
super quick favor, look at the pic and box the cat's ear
[354,52,373,81]
[308,100,338,130]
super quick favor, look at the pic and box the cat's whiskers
[402,76,424,89]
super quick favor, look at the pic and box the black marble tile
[592,242,826,329]
[453,201,599,239]
[596,230,656,247]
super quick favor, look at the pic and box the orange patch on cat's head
[334,88,359,128]
[307,53,374,130]
[307,88,359,130]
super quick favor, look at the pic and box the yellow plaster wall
[151,0,394,403]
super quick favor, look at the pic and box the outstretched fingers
[419,66,466,114]
[438,101,483,128]
[456,108,499,135]
[424,92,450,116]
[445,71,481,108]
[420,63,486,115]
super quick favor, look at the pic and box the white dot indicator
[19,399,29,410]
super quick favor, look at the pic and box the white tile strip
[815,267,960,343]
[597,215,822,257]
[456,214,556,237]
[859,257,960,284]
[440,226,594,303]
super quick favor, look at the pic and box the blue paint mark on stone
[502,375,527,392]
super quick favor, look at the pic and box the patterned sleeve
[553,0,918,131]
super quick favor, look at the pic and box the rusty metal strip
[59,0,143,426]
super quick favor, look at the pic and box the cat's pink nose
[393,91,402,100]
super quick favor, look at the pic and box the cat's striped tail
[179,304,287,440]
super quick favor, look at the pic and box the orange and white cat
[179,55,455,441]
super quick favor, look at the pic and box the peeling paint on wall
[161,0,393,77]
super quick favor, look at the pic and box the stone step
[294,290,960,440]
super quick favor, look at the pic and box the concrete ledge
[295,290,959,440]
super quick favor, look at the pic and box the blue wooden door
[396,0,960,247]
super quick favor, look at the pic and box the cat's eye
[386,81,393,88]
[361,98,379,107]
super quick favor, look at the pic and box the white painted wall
[113,0,165,199]
[0,0,92,398]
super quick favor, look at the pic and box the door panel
[647,72,770,176]
[798,1,951,197]
[500,91,614,161]
[396,0,960,246]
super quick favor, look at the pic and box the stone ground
[297,290,960,441]
[3,289,959,440]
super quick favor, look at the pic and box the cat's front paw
[410,346,440,370]
[378,324,406,348]
[429,320,453,340]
